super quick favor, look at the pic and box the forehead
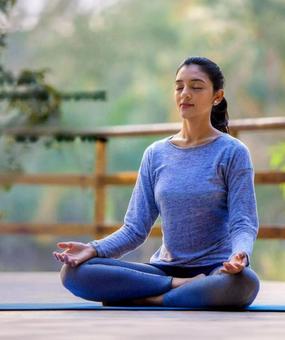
[175,64,211,84]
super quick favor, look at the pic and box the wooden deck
[0,272,285,340]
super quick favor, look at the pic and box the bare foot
[130,294,164,306]
[171,273,206,288]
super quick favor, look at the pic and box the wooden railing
[0,116,285,239]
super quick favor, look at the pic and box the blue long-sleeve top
[90,132,259,267]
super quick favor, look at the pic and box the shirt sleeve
[225,143,259,266]
[89,145,159,258]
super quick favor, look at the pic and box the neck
[178,118,220,143]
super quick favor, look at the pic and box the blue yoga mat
[0,303,285,311]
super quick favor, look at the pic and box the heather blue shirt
[91,133,259,267]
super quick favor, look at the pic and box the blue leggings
[60,257,260,308]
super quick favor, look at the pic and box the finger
[231,261,245,270]
[234,254,241,262]
[237,252,247,263]
[224,262,236,269]
[234,262,244,268]
[222,263,244,274]
[64,254,74,266]
[53,252,60,261]
[239,253,245,259]
[54,252,64,262]
[70,259,79,267]
[57,242,73,250]
[223,264,240,273]
[220,266,238,274]
[233,264,245,272]
[220,267,235,274]
[63,254,71,265]
[235,253,246,262]
[58,253,65,262]
[61,249,70,255]
[228,261,241,267]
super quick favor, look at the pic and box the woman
[53,56,260,308]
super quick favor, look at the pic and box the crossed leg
[61,257,173,302]
[60,258,260,308]
[148,265,260,308]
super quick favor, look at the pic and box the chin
[180,111,197,118]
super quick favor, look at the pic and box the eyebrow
[175,78,206,84]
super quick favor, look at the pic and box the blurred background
[0,0,285,279]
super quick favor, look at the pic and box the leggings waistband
[147,262,224,277]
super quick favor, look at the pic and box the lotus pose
[54,56,260,308]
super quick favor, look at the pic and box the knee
[60,263,88,299]
[233,268,260,307]
[60,264,77,290]
[59,259,106,300]
[60,257,101,289]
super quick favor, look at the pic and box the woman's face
[174,64,223,120]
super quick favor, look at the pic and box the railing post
[229,128,239,138]
[94,138,108,238]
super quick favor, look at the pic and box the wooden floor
[0,272,285,340]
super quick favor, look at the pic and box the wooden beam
[0,170,284,188]
[0,222,284,239]
[101,172,138,185]
[94,140,107,236]
[0,223,95,236]
[0,222,163,237]
[0,171,285,189]
[255,171,285,184]
[229,116,285,131]
[257,226,285,239]
[1,116,285,140]
[0,174,95,187]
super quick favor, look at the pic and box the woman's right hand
[53,241,97,267]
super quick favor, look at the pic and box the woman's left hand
[219,251,248,274]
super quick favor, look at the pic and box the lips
[180,103,194,109]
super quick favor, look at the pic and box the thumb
[57,242,73,250]
[237,252,246,260]
[233,252,247,264]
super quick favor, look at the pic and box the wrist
[87,241,98,257]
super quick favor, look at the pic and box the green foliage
[269,142,285,199]
[0,135,23,172]
[270,143,285,169]
[0,0,61,125]
[0,0,16,13]
[0,0,106,129]
[0,67,61,124]
[0,0,16,48]
[253,240,285,280]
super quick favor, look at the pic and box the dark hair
[176,56,229,134]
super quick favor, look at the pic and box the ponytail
[210,97,229,134]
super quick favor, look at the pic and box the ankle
[171,273,206,288]
[171,277,183,288]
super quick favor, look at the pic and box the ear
[213,89,224,106]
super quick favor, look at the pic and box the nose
[180,86,192,99]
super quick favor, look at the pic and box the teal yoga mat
[0,303,285,312]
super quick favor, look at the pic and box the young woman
[53,56,260,308]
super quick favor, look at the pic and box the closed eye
[175,87,203,91]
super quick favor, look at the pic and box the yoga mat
[0,303,285,312]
